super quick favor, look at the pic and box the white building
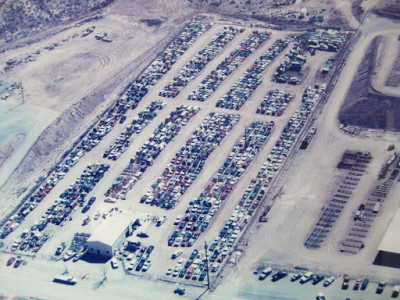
[87,216,133,258]
[374,209,400,268]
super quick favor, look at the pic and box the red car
[7,257,16,266]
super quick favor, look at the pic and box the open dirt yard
[0,0,399,300]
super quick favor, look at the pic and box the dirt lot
[0,1,400,300]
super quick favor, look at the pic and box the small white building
[87,216,133,258]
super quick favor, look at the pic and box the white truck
[258,267,273,280]
[300,271,314,284]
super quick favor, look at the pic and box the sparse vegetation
[0,0,116,45]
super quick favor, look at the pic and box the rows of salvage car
[103,100,166,161]
[166,249,210,281]
[167,121,275,249]
[256,89,295,116]
[105,105,200,201]
[5,164,108,253]
[118,242,155,273]
[188,30,271,102]
[159,26,242,98]
[0,19,211,241]
[215,38,289,110]
[173,84,326,281]
[141,113,240,210]
[64,20,212,167]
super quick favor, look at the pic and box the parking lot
[1,13,400,300]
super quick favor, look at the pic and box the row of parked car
[0,20,211,240]
[5,256,25,268]
[188,30,271,102]
[121,243,155,273]
[142,112,240,210]
[105,105,199,200]
[104,100,166,160]
[216,38,290,110]
[62,20,211,167]
[257,268,400,297]
[10,230,51,253]
[166,249,210,281]
[8,164,108,253]
[185,85,326,277]
[257,84,325,183]
[167,121,274,248]
[160,26,242,98]
[256,89,295,116]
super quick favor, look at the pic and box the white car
[316,292,326,300]
[127,262,135,271]
[142,260,151,272]
[323,276,335,287]
[110,258,119,269]
[166,267,174,275]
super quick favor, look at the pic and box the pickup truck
[258,267,272,280]
[300,271,313,284]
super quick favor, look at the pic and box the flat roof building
[87,216,133,258]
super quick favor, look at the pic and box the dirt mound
[374,0,400,19]
[338,36,400,132]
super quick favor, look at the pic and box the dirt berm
[339,35,400,132]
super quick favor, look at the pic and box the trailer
[373,202,381,214]
[53,275,77,285]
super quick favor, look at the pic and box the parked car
[392,283,400,297]
[271,271,288,282]
[6,257,16,266]
[111,258,119,269]
[291,273,302,282]
[300,271,314,284]
[313,274,325,285]
[258,267,272,280]
[137,232,149,238]
[323,276,335,287]
[142,260,151,272]
[13,258,22,268]
[342,274,350,290]
[353,278,362,290]
[376,281,386,294]
[174,288,185,295]
[361,278,369,290]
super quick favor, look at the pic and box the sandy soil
[0,134,24,169]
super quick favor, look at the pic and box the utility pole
[204,241,210,290]
[20,80,25,104]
